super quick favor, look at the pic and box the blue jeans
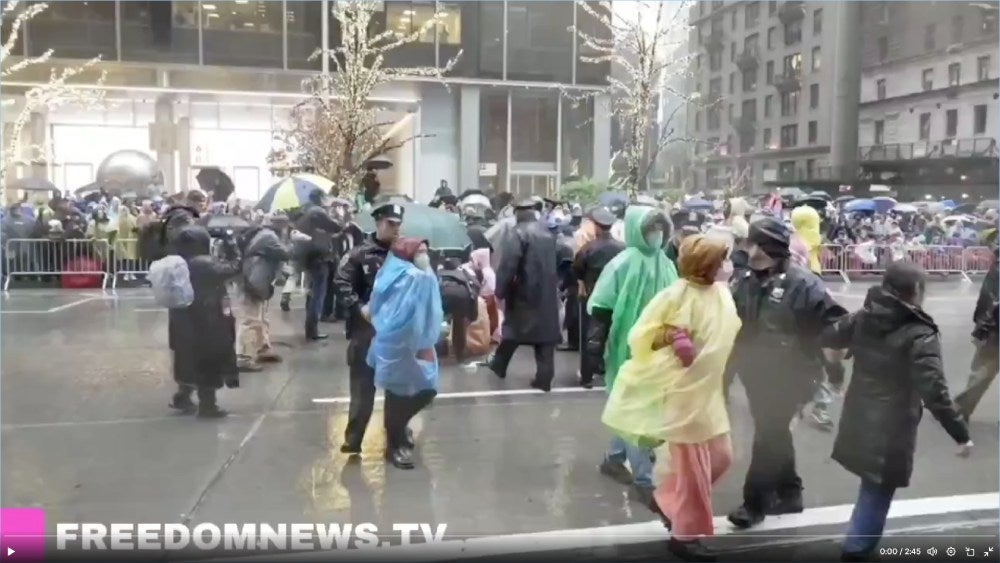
[304,262,328,333]
[842,479,897,556]
[606,436,654,488]
[812,380,835,413]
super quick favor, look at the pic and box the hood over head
[791,205,822,235]
[391,236,426,262]
[173,225,212,260]
[624,205,671,252]
[862,285,936,335]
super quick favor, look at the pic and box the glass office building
[2,0,612,202]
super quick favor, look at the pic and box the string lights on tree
[0,0,106,198]
[268,0,461,197]
[572,0,700,197]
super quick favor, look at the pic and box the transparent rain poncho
[366,255,444,397]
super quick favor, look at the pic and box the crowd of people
[8,183,998,562]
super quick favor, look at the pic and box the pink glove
[670,329,696,367]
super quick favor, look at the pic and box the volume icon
[928,547,939,557]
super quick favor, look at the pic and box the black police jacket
[333,233,391,341]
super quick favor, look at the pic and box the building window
[766,60,775,84]
[813,8,822,34]
[780,124,798,148]
[952,15,964,44]
[785,19,802,46]
[782,53,802,77]
[507,1,574,83]
[874,120,884,145]
[877,36,888,61]
[746,2,760,28]
[742,68,758,92]
[878,3,889,23]
[763,127,773,149]
[811,46,821,71]
[742,99,758,120]
[949,62,961,86]
[978,56,991,81]
[710,50,723,71]
[767,26,775,49]
[975,104,988,135]
[779,160,796,179]
[946,109,958,137]
[731,9,737,30]
[121,1,200,64]
[696,54,701,69]
[919,112,931,140]
[922,69,934,91]
[768,0,777,15]
[729,72,736,94]
[924,23,936,51]
[780,91,799,117]
[764,94,773,117]
[708,108,721,130]
[728,104,735,124]
[806,158,815,178]
[808,120,818,144]
[984,12,998,34]
[810,83,819,108]
[731,41,737,62]
[876,78,886,100]
[745,33,760,53]
[695,111,701,131]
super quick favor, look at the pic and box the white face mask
[413,253,432,271]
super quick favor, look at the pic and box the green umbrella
[355,202,471,250]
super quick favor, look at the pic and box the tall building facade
[686,0,841,194]
[857,1,999,201]
[1,1,612,203]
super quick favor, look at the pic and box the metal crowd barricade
[818,244,849,283]
[962,246,994,276]
[841,243,973,282]
[110,238,151,289]
[904,245,969,281]
[3,238,110,290]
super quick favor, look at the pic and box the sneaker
[726,505,765,529]
[767,492,804,515]
[168,394,197,414]
[237,359,263,373]
[809,410,835,432]
[197,405,229,419]
[598,459,634,485]
[667,538,717,562]
[257,348,283,363]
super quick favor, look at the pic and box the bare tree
[574,0,698,196]
[269,0,460,198]
[0,1,106,197]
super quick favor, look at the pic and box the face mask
[748,244,775,271]
[715,258,734,282]
[644,231,664,249]
[413,253,432,271]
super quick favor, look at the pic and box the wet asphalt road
[1,280,996,561]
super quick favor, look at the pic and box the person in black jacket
[323,205,365,322]
[167,225,241,418]
[236,224,289,371]
[294,189,341,340]
[438,257,480,362]
[333,203,401,456]
[954,247,999,421]
[820,262,972,561]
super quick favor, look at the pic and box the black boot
[196,388,228,419]
[767,489,804,515]
[169,387,196,414]
[386,446,415,469]
[667,538,717,562]
[530,379,552,392]
[598,458,634,485]
[279,294,291,312]
[727,504,765,529]
[402,428,415,449]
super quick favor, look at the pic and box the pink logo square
[0,509,45,562]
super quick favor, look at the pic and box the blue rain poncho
[366,254,444,396]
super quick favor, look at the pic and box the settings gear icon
[947,547,957,557]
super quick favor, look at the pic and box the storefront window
[286,1,323,70]
[436,2,462,45]
[121,1,200,64]
[511,89,558,166]
[561,96,594,181]
[463,1,503,78]
[201,1,283,68]
[27,1,116,60]
[575,1,611,85]
[381,1,436,67]
[507,1,573,83]
[479,89,508,193]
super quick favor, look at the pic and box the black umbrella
[198,213,251,236]
[196,168,236,203]
[364,159,393,171]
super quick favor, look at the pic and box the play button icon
[7,547,14,557]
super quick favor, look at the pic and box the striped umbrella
[255,174,334,213]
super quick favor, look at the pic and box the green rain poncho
[587,205,679,390]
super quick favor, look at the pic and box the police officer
[333,203,403,457]
[665,209,705,266]
[726,217,848,529]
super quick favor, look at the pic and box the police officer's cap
[514,198,543,212]
[671,209,706,232]
[588,207,616,228]
[372,203,404,223]
[748,217,791,248]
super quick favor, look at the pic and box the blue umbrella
[844,198,876,213]
[682,198,713,211]
[598,191,627,208]
[872,196,897,214]
[940,199,957,210]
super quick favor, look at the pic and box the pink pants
[653,434,732,540]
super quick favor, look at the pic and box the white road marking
[828,291,977,302]
[45,296,100,313]
[312,386,605,404]
[207,492,999,562]
[133,307,166,313]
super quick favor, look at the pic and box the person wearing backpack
[438,257,481,362]
[236,223,290,372]
[166,224,241,418]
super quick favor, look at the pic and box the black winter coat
[494,212,561,344]
[240,227,289,301]
[168,226,240,390]
[821,286,969,488]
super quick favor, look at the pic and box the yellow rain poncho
[601,280,742,448]
[791,205,822,274]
